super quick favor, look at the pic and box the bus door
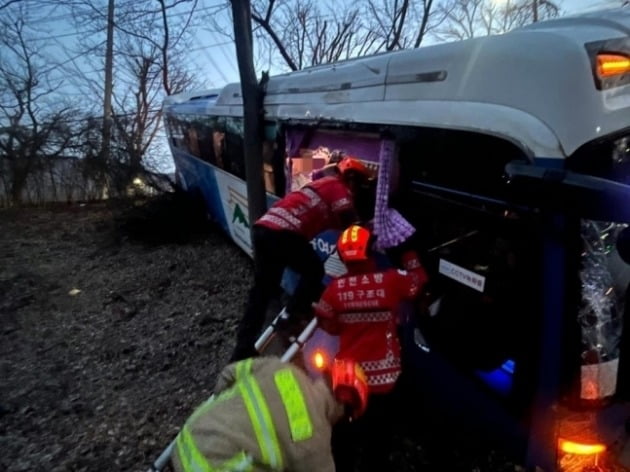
[518,132,630,472]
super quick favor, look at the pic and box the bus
[162,7,630,471]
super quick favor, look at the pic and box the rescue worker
[310,150,345,181]
[230,157,373,362]
[171,356,368,472]
[313,225,429,472]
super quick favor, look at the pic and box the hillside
[0,197,519,471]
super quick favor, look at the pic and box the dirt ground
[0,196,521,472]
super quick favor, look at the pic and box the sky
[15,0,618,93]
[189,0,625,88]
[2,0,625,173]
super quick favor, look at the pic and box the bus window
[262,140,275,194]
[574,219,629,403]
[185,119,201,158]
[194,119,216,166]
[212,129,225,169]
[396,128,527,201]
[223,117,246,180]
[395,127,541,375]
[564,134,630,404]
[569,134,630,186]
[288,146,330,190]
[284,127,381,191]
[166,116,185,150]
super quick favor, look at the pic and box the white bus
[163,7,630,471]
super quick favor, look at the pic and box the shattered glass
[578,219,630,398]
[579,220,625,363]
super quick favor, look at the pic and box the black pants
[230,225,325,362]
[331,376,409,472]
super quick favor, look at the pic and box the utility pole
[231,0,267,252]
[532,0,539,22]
[102,0,115,172]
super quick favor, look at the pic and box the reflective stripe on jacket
[172,357,343,472]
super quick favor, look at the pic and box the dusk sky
[2,0,625,172]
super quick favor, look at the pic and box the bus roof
[164,8,630,159]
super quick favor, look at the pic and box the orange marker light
[313,350,327,370]
[558,438,606,455]
[597,53,630,78]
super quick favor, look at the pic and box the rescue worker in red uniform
[313,224,429,471]
[230,158,373,362]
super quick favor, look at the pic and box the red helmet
[331,358,368,419]
[337,157,371,179]
[337,225,371,263]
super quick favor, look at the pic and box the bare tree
[249,0,440,72]
[0,13,82,205]
[435,0,484,40]
[205,0,443,76]
[414,0,441,47]
[54,0,199,194]
[367,0,440,50]
[530,0,560,23]
[437,0,559,40]
[480,0,530,35]
[113,0,199,95]
[0,0,21,10]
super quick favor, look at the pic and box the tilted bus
[162,7,630,471]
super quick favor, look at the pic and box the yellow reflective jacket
[172,356,344,472]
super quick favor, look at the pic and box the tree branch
[252,2,298,71]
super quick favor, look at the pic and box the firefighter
[171,356,368,472]
[313,224,429,472]
[230,157,373,362]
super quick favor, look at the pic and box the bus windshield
[578,218,630,402]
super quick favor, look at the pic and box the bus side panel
[213,167,284,258]
[173,150,230,237]
[174,148,282,257]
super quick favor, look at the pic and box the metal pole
[281,318,319,362]
[146,440,176,472]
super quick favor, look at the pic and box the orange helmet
[337,157,371,179]
[337,225,371,263]
[331,358,368,419]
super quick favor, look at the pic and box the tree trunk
[101,0,115,188]
[10,172,26,206]
[231,0,267,255]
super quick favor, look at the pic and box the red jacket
[256,176,356,240]
[314,260,427,394]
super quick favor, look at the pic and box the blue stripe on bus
[174,152,230,235]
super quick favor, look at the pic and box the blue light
[501,359,515,375]
[475,359,515,396]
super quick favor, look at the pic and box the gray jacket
[172,356,344,472]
